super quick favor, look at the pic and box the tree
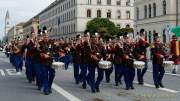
[86,18,119,36]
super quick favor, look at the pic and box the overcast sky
[0,0,55,39]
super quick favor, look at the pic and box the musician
[87,35,103,93]
[151,34,165,88]
[13,38,24,74]
[80,33,91,89]
[39,32,55,95]
[25,33,36,83]
[134,29,150,85]
[122,35,135,90]
[104,41,113,83]
[170,35,180,74]
[113,42,124,86]
[71,35,82,85]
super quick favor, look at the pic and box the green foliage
[86,18,134,37]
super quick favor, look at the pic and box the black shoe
[159,83,164,88]
[172,69,177,74]
[95,87,100,92]
[82,83,86,89]
[131,86,135,90]
[155,84,159,88]
[115,82,119,86]
[106,79,110,83]
[44,92,50,95]
[92,90,96,93]
[139,82,144,85]
[119,81,122,85]
[75,81,79,85]
[125,87,130,90]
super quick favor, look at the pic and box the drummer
[86,34,103,93]
[39,31,55,95]
[134,29,150,85]
[80,33,91,89]
[151,33,165,88]
[104,40,114,83]
[122,34,135,90]
[170,35,180,74]
[113,41,124,86]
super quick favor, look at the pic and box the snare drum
[163,61,174,68]
[99,61,112,69]
[133,61,145,69]
[52,62,65,70]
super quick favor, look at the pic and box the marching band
[3,29,179,95]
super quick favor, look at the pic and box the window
[136,7,139,20]
[149,31,152,43]
[97,10,101,17]
[126,0,130,6]
[117,0,121,5]
[163,0,166,15]
[163,29,166,43]
[87,0,91,4]
[97,0,101,5]
[144,5,147,18]
[126,24,130,28]
[107,10,111,18]
[149,4,152,18]
[117,24,121,29]
[153,3,156,17]
[117,10,121,19]
[126,11,131,19]
[107,0,111,5]
[87,9,91,18]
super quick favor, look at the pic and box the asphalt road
[0,52,180,101]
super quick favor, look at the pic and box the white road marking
[6,69,22,76]
[52,83,81,101]
[134,81,179,93]
[147,70,180,77]
[0,69,5,76]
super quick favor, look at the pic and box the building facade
[7,23,24,42]
[39,0,134,39]
[23,17,39,38]
[134,0,180,43]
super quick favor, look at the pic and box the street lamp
[176,0,179,26]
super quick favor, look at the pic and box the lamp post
[176,0,179,26]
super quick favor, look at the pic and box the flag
[171,26,180,37]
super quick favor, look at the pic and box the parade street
[0,52,179,101]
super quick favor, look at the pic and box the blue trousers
[95,67,104,89]
[34,62,43,89]
[25,58,35,82]
[137,60,148,83]
[153,64,165,85]
[73,63,81,83]
[15,55,23,72]
[105,67,113,82]
[80,63,88,86]
[87,64,96,92]
[124,67,135,89]
[114,64,123,84]
[41,65,55,93]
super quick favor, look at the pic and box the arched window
[117,10,121,19]
[107,10,111,18]
[149,31,152,43]
[149,4,152,18]
[97,10,101,17]
[126,11,131,19]
[87,9,91,18]
[136,7,139,20]
[144,5,147,18]
[163,29,166,43]
[163,0,166,15]
[153,3,156,17]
